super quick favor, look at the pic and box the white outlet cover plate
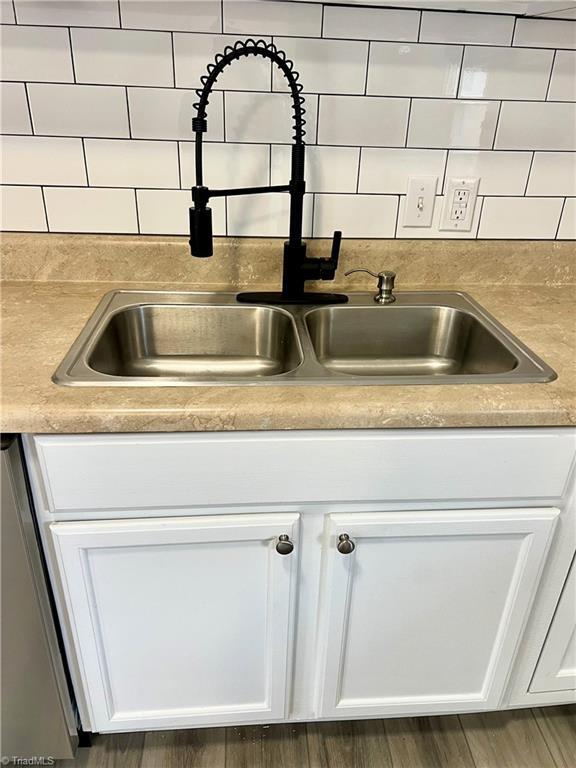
[440,177,480,232]
[403,176,438,228]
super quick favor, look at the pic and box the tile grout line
[363,40,371,95]
[491,100,503,150]
[555,197,567,239]
[404,97,412,147]
[23,82,34,134]
[455,44,466,98]
[523,151,535,195]
[1,79,573,104]
[417,9,423,42]
[134,188,140,234]
[511,15,518,46]
[80,137,89,185]
[320,3,325,38]
[125,87,132,139]
[170,31,176,88]
[1,181,572,202]
[39,185,49,232]
[545,49,557,100]
[117,0,122,28]
[67,27,77,83]
[1,132,574,154]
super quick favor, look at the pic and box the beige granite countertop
[1,234,575,434]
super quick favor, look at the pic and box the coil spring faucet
[189,39,347,305]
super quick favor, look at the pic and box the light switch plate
[440,177,480,232]
[403,176,438,227]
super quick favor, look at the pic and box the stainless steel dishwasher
[1,436,77,760]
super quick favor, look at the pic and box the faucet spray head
[189,185,213,258]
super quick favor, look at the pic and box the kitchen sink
[305,305,519,377]
[54,290,556,386]
[88,304,302,379]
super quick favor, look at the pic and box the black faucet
[189,38,348,305]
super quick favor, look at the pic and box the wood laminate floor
[59,706,576,768]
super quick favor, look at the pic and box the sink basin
[54,290,556,386]
[305,305,518,377]
[61,298,302,383]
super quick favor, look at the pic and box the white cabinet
[530,558,576,695]
[316,509,558,719]
[23,429,576,732]
[51,513,299,733]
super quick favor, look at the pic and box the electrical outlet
[440,177,480,232]
[403,176,438,227]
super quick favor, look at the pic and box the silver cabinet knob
[276,534,294,555]
[337,533,355,554]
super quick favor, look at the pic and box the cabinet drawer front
[316,508,559,718]
[51,513,299,732]
[31,429,575,513]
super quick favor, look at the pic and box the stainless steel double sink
[53,290,556,386]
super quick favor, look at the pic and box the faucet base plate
[237,291,349,305]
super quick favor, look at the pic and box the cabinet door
[530,558,576,694]
[51,513,299,732]
[316,508,558,718]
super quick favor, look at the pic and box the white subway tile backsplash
[1,83,31,134]
[128,88,223,142]
[548,51,576,101]
[420,11,514,46]
[136,189,226,235]
[0,1,15,23]
[527,152,576,196]
[180,142,269,189]
[322,6,419,42]
[367,42,462,98]
[359,148,446,194]
[14,0,119,27]
[84,139,179,188]
[0,136,86,185]
[71,28,173,87]
[408,100,500,149]
[272,37,368,95]
[478,197,564,239]
[313,194,398,237]
[1,186,47,231]
[397,195,483,239]
[496,101,576,150]
[223,0,321,37]
[174,33,271,91]
[44,187,138,233]
[271,145,359,193]
[557,199,576,239]
[0,25,73,83]
[28,84,129,138]
[120,1,221,33]
[317,96,409,147]
[1,2,574,241]
[444,150,532,195]
[514,18,576,50]
[225,91,318,144]
[459,47,553,100]
[227,193,313,237]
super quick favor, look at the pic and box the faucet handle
[319,230,342,281]
[345,267,397,304]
